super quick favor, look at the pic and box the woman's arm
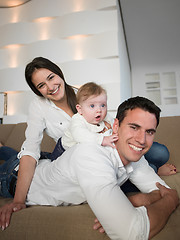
[0,155,36,230]
[14,155,36,204]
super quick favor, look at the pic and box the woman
[0,57,77,230]
[0,57,175,231]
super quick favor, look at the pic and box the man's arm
[128,190,161,207]
[147,183,179,239]
[94,184,179,238]
[93,190,161,233]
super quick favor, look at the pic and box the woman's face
[31,68,66,103]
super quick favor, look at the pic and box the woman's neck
[52,97,74,117]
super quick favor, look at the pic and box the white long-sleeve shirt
[26,143,169,240]
[18,96,71,163]
[62,112,114,149]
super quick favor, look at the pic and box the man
[26,97,179,239]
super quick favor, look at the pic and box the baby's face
[77,93,107,125]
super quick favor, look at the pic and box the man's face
[113,108,157,166]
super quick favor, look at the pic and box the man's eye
[147,130,155,135]
[130,126,137,130]
[90,104,94,108]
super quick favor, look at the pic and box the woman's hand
[0,201,26,230]
[93,218,105,233]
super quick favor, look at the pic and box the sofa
[0,116,180,240]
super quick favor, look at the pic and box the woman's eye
[37,84,45,89]
[49,75,54,80]
[90,104,94,108]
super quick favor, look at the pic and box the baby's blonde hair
[76,82,107,104]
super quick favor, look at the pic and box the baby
[61,82,118,149]
[47,82,118,161]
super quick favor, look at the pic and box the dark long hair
[25,57,77,114]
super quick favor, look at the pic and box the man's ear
[113,118,119,134]
[76,104,82,115]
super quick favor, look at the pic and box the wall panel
[0,0,130,123]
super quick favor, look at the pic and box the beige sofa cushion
[4,123,27,152]
[0,124,15,146]
[155,116,180,169]
[1,122,56,153]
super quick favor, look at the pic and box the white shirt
[62,112,114,149]
[18,96,71,163]
[26,143,169,240]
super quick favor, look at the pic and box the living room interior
[0,1,180,239]
[0,0,180,124]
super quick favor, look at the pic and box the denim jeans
[121,142,170,193]
[40,137,65,161]
[144,141,169,172]
[0,139,65,198]
[0,146,18,162]
[0,147,19,198]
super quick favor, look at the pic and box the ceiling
[0,0,30,8]
[120,0,180,69]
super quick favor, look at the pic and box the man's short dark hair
[116,96,161,127]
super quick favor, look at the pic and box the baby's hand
[102,133,119,148]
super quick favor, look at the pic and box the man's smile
[129,143,143,152]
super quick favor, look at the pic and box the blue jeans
[40,138,65,161]
[0,146,19,198]
[0,139,65,198]
[121,142,170,193]
[144,142,169,172]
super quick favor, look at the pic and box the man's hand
[147,182,179,239]
[156,182,179,210]
[0,202,26,230]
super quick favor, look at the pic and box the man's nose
[135,130,146,145]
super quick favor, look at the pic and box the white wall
[0,0,131,123]
[0,93,4,118]
[120,0,180,117]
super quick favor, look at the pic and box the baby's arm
[102,134,119,148]
[100,120,119,148]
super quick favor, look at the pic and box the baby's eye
[101,104,105,107]
[90,104,94,108]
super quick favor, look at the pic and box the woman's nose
[46,81,53,90]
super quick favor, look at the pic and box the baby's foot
[158,164,177,176]
[0,142,3,147]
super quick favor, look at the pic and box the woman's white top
[18,96,71,163]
